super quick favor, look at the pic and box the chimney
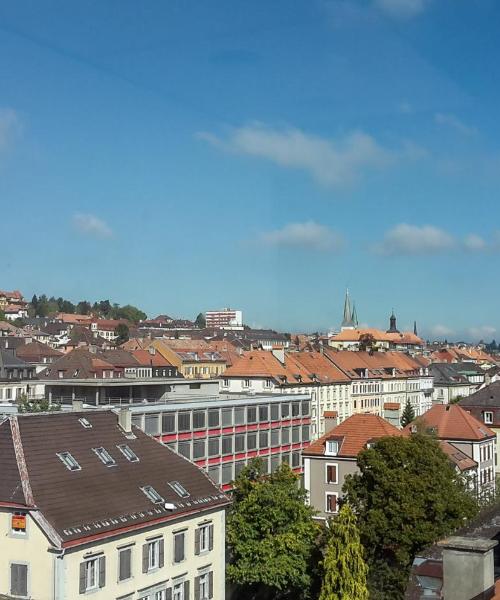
[72,400,84,412]
[118,408,132,433]
[439,536,498,600]
[323,411,338,433]
[271,347,285,364]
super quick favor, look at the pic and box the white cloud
[429,324,455,338]
[260,221,344,252]
[435,113,477,137]
[463,234,487,252]
[198,124,403,187]
[73,213,113,239]
[374,0,430,19]
[373,224,456,256]
[467,326,497,341]
[0,108,21,153]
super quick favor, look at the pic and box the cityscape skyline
[1,1,500,339]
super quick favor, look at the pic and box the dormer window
[325,440,339,456]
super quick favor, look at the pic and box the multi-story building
[150,340,226,379]
[430,363,475,405]
[125,392,312,491]
[0,349,42,402]
[0,409,229,600]
[90,318,129,341]
[0,289,29,321]
[405,404,496,500]
[205,308,243,330]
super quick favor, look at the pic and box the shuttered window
[195,522,214,555]
[118,547,132,581]
[79,556,105,594]
[10,563,28,597]
[142,539,164,572]
[326,464,337,484]
[173,531,186,563]
[195,571,214,600]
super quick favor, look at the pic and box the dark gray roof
[429,363,470,386]
[459,381,500,408]
[0,349,29,369]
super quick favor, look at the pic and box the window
[221,462,233,484]
[208,437,220,457]
[162,413,176,433]
[141,485,164,504]
[292,426,300,443]
[79,556,105,593]
[178,412,191,432]
[259,431,269,448]
[484,411,493,425]
[10,563,28,597]
[78,417,92,428]
[195,523,214,554]
[281,427,290,444]
[222,436,233,455]
[222,378,229,387]
[265,378,272,388]
[247,406,257,423]
[193,439,206,460]
[235,433,245,453]
[243,378,250,388]
[325,440,339,456]
[92,447,116,467]
[193,410,206,429]
[143,538,164,572]
[117,444,139,462]
[118,547,132,582]
[270,403,279,421]
[57,451,81,471]
[208,409,220,428]
[292,451,301,468]
[259,405,269,422]
[271,429,280,447]
[208,465,220,484]
[173,531,185,563]
[247,432,257,450]
[177,441,191,459]
[281,402,290,418]
[11,512,27,535]
[292,402,300,417]
[234,460,246,478]
[234,406,245,425]
[302,425,310,443]
[168,481,190,498]
[145,413,160,435]
[326,464,338,484]
[301,400,311,416]
[196,571,214,600]
[173,581,190,600]
[325,493,338,514]
[222,408,233,427]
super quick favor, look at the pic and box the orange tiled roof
[439,441,477,471]
[331,328,423,345]
[292,351,350,383]
[303,413,404,458]
[131,349,173,367]
[405,404,495,441]
[322,349,423,380]
[324,411,338,418]
[384,402,401,410]
[223,350,314,384]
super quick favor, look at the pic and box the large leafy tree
[319,504,369,600]
[343,434,478,600]
[400,399,416,427]
[111,304,147,323]
[227,458,319,599]
[114,323,130,345]
[194,312,206,328]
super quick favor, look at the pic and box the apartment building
[150,340,226,379]
[0,410,229,600]
[0,349,43,402]
[205,308,243,330]
[125,393,312,490]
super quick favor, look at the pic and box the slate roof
[0,411,229,548]
[429,363,470,386]
[459,381,500,408]
[15,341,63,363]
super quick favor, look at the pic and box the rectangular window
[146,539,163,571]
[132,414,143,429]
[271,429,280,447]
[195,522,214,554]
[292,402,300,417]
[484,411,494,425]
[162,413,176,434]
[221,462,233,484]
[281,403,290,419]
[178,412,191,432]
[301,400,311,416]
[271,454,280,472]
[168,481,190,498]
[208,437,220,457]
[79,556,105,593]
[259,430,269,448]
[118,547,132,582]
[92,447,116,467]
[234,407,245,425]
[222,436,233,455]
[174,531,186,563]
[222,408,233,427]
[196,571,214,600]
[208,465,220,484]
[326,440,339,456]
[11,511,27,535]
[235,433,245,453]
[144,414,160,435]
[208,409,220,428]
[173,581,190,600]
[193,410,206,429]
[141,485,164,504]
[302,425,310,443]
[258,405,269,422]
[291,451,301,468]
[234,460,246,478]
[10,563,28,597]
[247,432,257,450]
[117,444,139,462]
[270,403,280,421]
[281,427,290,444]
[177,441,191,459]
[193,439,206,460]
[57,451,81,471]
[325,493,338,514]
[247,406,257,424]
[326,464,338,484]
[292,426,300,443]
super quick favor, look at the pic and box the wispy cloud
[73,213,113,239]
[0,108,21,154]
[467,325,497,341]
[435,113,477,137]
[463,234,487,252]
[429,324,455,338]
[259,221,344,252]
[373,224,455,256]
[198,123,419,187]
[374,0,431,19]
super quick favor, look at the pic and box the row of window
[57,443,139,471]
[480,467,495,485]
[480,443,494,462]
[80,523,214,597]
[206,451,302,485]
[136,401,311,436]
[166,426,310,461]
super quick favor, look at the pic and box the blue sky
[1,0,500,340]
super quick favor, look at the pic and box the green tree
[194,312,206,328]
[76,300,92,315]
[400,399,416,427]
[111,304,147,323]
[343,434,478,600]
[319,504,369,600]
[114,323,130,345]
[17,394,61,413]
[227,458,319,599]
[0,309,6,322]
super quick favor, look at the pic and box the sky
[1,0,500,340]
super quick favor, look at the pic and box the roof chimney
[439,537,498,600]
[72,400,84,412]
[323,411,338,433]
[118,408,132,433]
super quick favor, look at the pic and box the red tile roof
[303,413,404,458]
[132,349,173,367]
[384,402,401,410]
[405,404,495,441]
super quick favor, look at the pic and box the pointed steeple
[352,302,359,328]
[414,321,418,336]
[387,309,400,334]
[341,289,355,330]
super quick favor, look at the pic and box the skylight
[92,447,116,467]
[117,444,139,462]
[78,417,92,429]
[168,480,190,498]
[141,485,164,504]
[57,451,81,471]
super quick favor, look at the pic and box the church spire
[341,289,356,330]
[387,309,400,334]
[414,320,418,336]
[352,302,359,327]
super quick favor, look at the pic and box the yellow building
[0,410,229,600]
[151,340,227,379]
